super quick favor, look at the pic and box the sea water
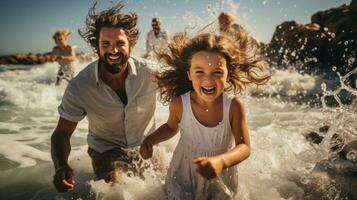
[0,60,356,200]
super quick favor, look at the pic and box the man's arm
[51,117,78,192]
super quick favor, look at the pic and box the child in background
[218,12,246,39]
[140,31,270,199]
[52,29,76,85]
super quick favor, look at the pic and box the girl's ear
[187,71,192,81]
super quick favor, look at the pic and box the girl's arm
[140,96,182,159]
[194,96,251,179]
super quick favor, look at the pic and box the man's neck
[99,62,128,92]
[153,28,161,36]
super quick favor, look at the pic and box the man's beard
[153,27,161,34]
[99,52,128,74]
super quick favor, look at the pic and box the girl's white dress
[166,91,239,200]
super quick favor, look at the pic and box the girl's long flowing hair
[155,31,270,104]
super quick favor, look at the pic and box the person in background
[51,3,161,193]
[144,18,169,60]
[52,29,77,85]
[218,12,246,38]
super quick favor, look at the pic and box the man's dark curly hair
[79,2,139,53]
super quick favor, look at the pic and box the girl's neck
[189,91,224,127]
[190,91,223,112]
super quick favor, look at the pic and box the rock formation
[264,0,357,75]
[0,52,96,66]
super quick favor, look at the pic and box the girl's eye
[195,71,204,75]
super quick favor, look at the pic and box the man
[144,18,169,60]
[51,3,159,192]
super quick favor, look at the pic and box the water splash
[320,68,357,109]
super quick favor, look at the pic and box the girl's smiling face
[188,51,228,103]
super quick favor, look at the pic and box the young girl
[140,32,269,199]
[52,29,76,85]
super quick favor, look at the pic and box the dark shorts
[88,147,163,182]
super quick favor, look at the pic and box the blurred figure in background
[218,12,246,38]
[144,18,169,60]
[52,29,77,86]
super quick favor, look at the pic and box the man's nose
[108,45,119,54]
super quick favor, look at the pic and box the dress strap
[223,93,234,129]
[179,91,191,125]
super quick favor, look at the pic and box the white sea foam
[0,60,356,199]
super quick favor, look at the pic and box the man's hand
[139,138,153,159]
[53,164,74,192]
[193,156,225,180]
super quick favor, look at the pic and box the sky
[0,0,351,55]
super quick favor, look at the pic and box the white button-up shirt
[145,29,169,57]
[58,57,159,153]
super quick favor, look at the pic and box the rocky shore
[264,0,357,76]
[0,52,96,66]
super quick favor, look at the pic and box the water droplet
[348,57,355,66]
[321,83,327,91]
[331,33,335,38]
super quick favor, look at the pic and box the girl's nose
[202,74,214,82]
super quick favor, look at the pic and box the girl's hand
[193,156,225,179]
[139,138,153,159]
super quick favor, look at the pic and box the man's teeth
[109,55,120,60]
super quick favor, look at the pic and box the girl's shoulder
[229,95,246,118]
[67,45,76,51]
[169,96,184,121]
[170,96,183,110]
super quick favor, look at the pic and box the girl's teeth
[202,87,215,93]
